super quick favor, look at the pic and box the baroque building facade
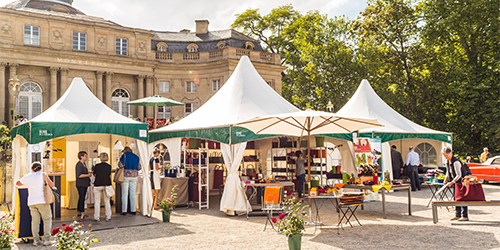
[0,0,284,126]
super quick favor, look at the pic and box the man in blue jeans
[119,146,141,215]
[295,151,306,198]
[405,146,421,191]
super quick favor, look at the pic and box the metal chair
[262,186,283,231]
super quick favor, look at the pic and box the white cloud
[0,0,367,31]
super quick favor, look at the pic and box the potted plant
[272,197,308,250]
[436,173,446,183]
[0,215,16,250]
[158,184,178,222]
[427,169,443,183]
[52,221,97,250]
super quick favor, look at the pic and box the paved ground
[13,183,500,249]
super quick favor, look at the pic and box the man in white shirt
[16,162,55,246]
[405,146,421,191]
[17,116,27,125]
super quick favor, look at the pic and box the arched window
[156,42,168,52]
[187,43,199,52]
[245,41,255,50]
[415,142,437,167]
[111,88,130,117]
[216,41,226,49]
[18,82,43,119]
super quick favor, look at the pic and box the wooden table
[343,184,412,219]
[243,182,295,219]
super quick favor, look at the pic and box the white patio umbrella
[235,109,383,221]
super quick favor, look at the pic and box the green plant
[436,173,446,180]
[158,184,178,212]
[0,215,16,248]
[52,221,97,250]
[0,125,11,150]
[273,197,308,237]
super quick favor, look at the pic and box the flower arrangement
[0,215,16,248]
[427,169,443,178]
[272,197,308,237]
[158,184,178,212]
[52,221,97,250]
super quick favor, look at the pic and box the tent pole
[154,105,157,129]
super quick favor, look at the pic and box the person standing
[93,152,113,222]
[295,151,306,198]
[391,145,404,179]
[406,146,421,191]
[442,147,469,221]
[480,147,492,163]
[16,162,55,246]
[119,146,141,215]
[149,149,162,210]
[76,151,91,221]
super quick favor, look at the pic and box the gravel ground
[13,183,500,250]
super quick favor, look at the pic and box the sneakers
[43,239,56,246]
[93,218,100,222]
[33,239,42,246]
[450,216,460,221]
[458,217,469,221]
[106,218,111,222]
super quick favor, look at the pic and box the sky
[0,0,368,32]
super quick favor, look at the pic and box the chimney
[195,20,209,34]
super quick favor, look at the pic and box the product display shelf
[271,147,297,181]
[181,148,210,210]
[308,147,327,186]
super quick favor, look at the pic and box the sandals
[79,214,87,221]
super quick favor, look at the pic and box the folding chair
[262,186,283,231]
[337,202,363,229]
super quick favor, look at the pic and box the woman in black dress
[75,151,91,221]
[93,152,113,222]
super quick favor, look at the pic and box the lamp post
[8,74,20,125]
[327,100,334,112]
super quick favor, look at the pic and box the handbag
[105,185,115,197]
[44,174,55,204]
[455,182,486,201]
[114,154,125,183]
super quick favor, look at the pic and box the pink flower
[170,202,172,205]
[52,227,60,235]
[271,218,277,223]
[278,213,285,220]
[300,198,304,203]
[61,223,66,227]
[291,193,295,196]
[4,230,8,234]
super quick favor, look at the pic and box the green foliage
[0,125,11,150]
[273,198,308,237]
[52,221,97,250]
[0,215,16,248]
[158,184,178,212]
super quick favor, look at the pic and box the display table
[343,184,411,219]
[308,195,340,233]
[243,182,295,219]
[424,182,453,207]
[157,177,190,205]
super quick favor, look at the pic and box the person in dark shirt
[93,152,113,222]
[149,149,162,209]
[75,151,91,221]
[295,151,306,198]
[391,145,404,179]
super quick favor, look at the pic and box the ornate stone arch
[216,41,226,49]
[187,43,199,52]
[156,42,168,52]
[245,41,255,50]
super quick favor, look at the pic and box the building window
[216,41,226,49]
[245,41,255,50]
[73,32,86,50]
[186,81,197,93]
[24,25,40,45]
[156,42,168,52]
[158,106,171,119]
[187,43,199,52]
[111,89,130,116]
[159,81,170,93]
[212,79,221,92]
[18,82,43,119]
[185,103,198,115]
[415,142,437,167]
[116,38,128,55]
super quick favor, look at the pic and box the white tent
[149,56,303,215]
[333,79,452,177]
[11,78,153,216]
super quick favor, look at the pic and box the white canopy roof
[336,79,451,142]
[149,56,300,143]
[33,77,139,124]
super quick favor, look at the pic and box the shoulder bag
[105,185,115,197]
[44,173,55,204]
[114,154,125,183]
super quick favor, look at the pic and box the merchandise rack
[181,148,210,210]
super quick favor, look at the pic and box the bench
[432,200,500,224]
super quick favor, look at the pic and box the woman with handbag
[118,146,141,215]
[92,152,113,222]
[76,151,91,221]
[16,162,55,246]
[150,149,162,210]
[443,147,468,221]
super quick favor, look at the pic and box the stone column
[8,63,19,127]
[136,75,145,120]
[0,63,6,123]
[145,75,153,118]
[96,71,104,101]
[60,68,69,96]
[49,67,59,105]
[105,72,114,107]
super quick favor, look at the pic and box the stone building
[0,0,284,126]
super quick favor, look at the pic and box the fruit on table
[382,181,391,185]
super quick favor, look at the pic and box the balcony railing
[154,46,280,65]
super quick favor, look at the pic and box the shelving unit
[271,147,297,181]
[308,147,327,186]
[181,148,210,210]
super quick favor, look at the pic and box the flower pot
[287,234,302,250]
[162,210,171,222]
[0,247,11,250]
